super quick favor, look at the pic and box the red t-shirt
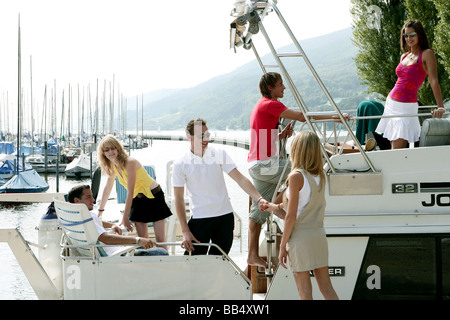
[248,97,287,162]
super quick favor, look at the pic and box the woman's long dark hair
[400,20,430,53]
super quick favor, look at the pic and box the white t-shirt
[172,146,236,219]
[90,211,120,256]
[286,171,320,218]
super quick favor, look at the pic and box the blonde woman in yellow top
[97,135,172,245]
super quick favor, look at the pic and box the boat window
[352,236,437,300]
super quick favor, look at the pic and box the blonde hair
[288,131,325,190]
[97,135,128,176]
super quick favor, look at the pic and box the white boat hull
[264,145,450,300]
[65,153,97,178]
[62,254,251,300]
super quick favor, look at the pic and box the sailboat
[65,84,98,179]
[0,158,32,179]
[64,151,97,178]
[0,17,49,194]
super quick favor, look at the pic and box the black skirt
[129,186,173,223]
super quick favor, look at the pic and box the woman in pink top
[376,20,445,149]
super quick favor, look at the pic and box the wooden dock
[0,192,65,203]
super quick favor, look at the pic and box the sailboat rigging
[0,16,49,193]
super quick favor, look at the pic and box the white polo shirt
[90,211,120,256]
[172,146,236,219]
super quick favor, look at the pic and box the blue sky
[0,1,352,97]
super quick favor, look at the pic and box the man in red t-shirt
[247,72,302,268]
[247,72,347,268]
[248,98,288,162]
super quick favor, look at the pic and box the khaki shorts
[248,159,291,225]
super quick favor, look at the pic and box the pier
[0,192,65,203]
[138,132,250,150]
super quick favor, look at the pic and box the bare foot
[247,255,268,268]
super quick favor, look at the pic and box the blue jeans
[134,247,169,256]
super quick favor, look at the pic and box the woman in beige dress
[266,131,338,300]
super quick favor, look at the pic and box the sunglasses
[193,132,211,139]
[403,32,417,38]
[103,146,116,152]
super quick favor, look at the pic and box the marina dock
[139,132,250,150]
[0,192,65,203]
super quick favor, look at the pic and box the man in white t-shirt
[172,118,268,255]
[68,185,166,256]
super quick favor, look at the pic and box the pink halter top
[389,51,427,103]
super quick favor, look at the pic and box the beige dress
[286,169,328,273]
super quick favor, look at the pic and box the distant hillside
[129,27,371,131]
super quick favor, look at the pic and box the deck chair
[419,118,450,147]
[53,198,134,258]
[115,165,156,203]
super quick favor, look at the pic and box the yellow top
[113,165,155,199]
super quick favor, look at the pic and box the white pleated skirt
[375,97,421,143]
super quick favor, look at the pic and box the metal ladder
[248,0,376,172]
[232,0,379,287]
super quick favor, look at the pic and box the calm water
[0,135,251,299]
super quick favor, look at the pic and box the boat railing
[295,108,449,155]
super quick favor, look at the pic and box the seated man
[68,185,168,256]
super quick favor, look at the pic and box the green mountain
[134,27,371,131]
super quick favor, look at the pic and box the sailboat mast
[68,84,71,145]
[102,80,106,135]
[17,15,22,173]
[30,55,35,155]
[95,79,99,140]
[136,95,138,138]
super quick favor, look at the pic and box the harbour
[0,136,251,299]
